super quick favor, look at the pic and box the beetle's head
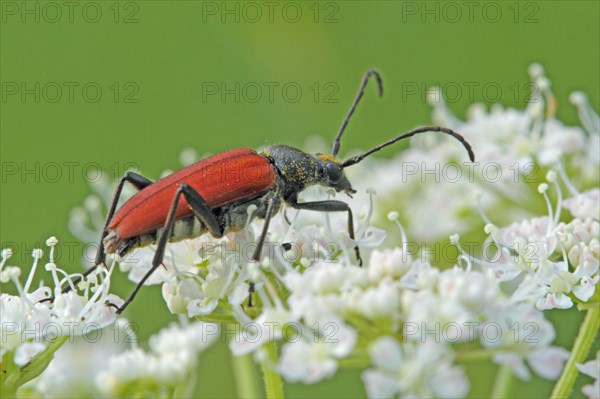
[314,154,356,196]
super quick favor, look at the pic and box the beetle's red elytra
[61,69,475,313]
[108,148,276,240]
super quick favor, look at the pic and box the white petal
[278,341,311,382]
[14,342,46,366]
[563,189,600,220]
[369,336,403,372]
[577,352,600,379]
[187,298,218,317]
[278,341,338,384]
[582,380,600,399]
[527,347,571,380]
[362,369,398,399]
[357,227,387,247]
[303,357,337,384]
[536,293,573,310]
[493,353,531,380]
[162,282,188,314]
[430,366,470,399]
[328,322,357,358]
[573,276,600,302]
[229,333,267,356]
[227,282,249,306]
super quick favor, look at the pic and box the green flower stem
[1,335,68,398]
[551,306,600,399]
[0,359,18,399]
[232,352,261,398]
[577,301,600,310]
[338,353,371,368]
[455,349,495,362]
[490,364,513,398]
[261,341,284,399]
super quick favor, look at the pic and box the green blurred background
[1,1,598,397]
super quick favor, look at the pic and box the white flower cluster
[453,181,599,312]
[61,65,598,398]
[347,64,599,242]
[18,318,217,398]
[94,320,218,397]
[77,202,575,397]
[0,237,121,367]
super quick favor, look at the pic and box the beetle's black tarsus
[117,183,224,313]
[106,302,120,312]
[283,208,292,225]
[332,69,384,157]
[248,282,255,307]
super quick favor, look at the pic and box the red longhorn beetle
[67,70,475,313]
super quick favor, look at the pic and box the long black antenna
[332,69,384,157]
[341,126,475,168]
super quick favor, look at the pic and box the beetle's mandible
[65,69,475,313]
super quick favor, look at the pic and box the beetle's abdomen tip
[103,230,120,254]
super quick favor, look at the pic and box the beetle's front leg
[287,196,363,266]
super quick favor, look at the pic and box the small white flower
[564,189,600,220]
[278,336,350,384]
[485,302,569,380]
[577,351,600,399]
[0,237,122,367]
[23,330,126,398]
[362,337,469,398]
[13,342,46,366]
[527,346,571,380]
[230,308,295,356]
[573,275,600,302]
[95,321,217,396]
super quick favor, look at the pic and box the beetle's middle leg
[116,183,223,313]
[246,197,277,306]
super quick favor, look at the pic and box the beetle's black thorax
[263,144,356,200]
[263,145,319,198]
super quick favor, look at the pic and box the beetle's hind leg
[116,183,223,314]
[48,172,154,302]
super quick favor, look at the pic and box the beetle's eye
[324,161,343,183]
